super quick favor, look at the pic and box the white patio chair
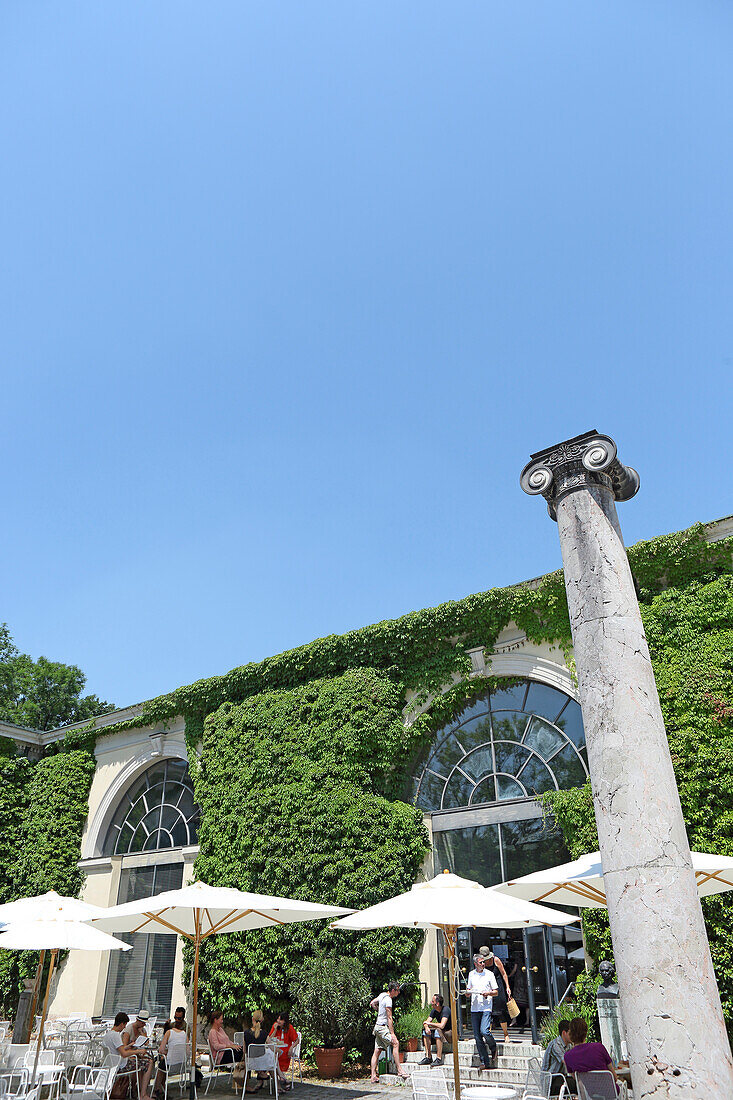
[288,1032,303,1086]
[67,1064,118,1100]
[244,1044,278,1100]
[522,1058,552,1099]
[162,1057,188,1100]
[576,1070,627,1099]
[0,1069,29,1100]
[204,1041,236,1094]
[410,1070,450,1100]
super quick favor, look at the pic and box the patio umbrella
[332,871,576,1098]
[0,892,113,1047]
[91,880,354,1098]
[496,849,733,908]
[0,917,131,1085]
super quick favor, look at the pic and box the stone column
[521,431,733,1099]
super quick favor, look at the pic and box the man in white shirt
[369,981,409,1083]
[465,953,498,1069]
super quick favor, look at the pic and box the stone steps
[386,1037,543,1092]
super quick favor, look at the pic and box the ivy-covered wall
[0,745,96,1015]
[191,667,430,1017]
[0,522,731,1029]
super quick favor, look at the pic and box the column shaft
[556,481,733,1097]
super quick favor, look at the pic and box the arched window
[103,758,200,856]
[102,758,200,1017]
[413,679,586,812]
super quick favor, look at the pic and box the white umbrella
[91,880,354,1096]
[332,871,576,1097]
[497,849,733,908]
[0,890,109,923]
[0,917,131,1084]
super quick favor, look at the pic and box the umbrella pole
[32,947,57,1086]
[443,927,461,1100]
[190,912,201,1100]
[28,949,46,1037]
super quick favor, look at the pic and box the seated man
[541,1019,571,1095]
[123,1011,155,1100]
[104,1012,154,1100]
[419,994,451,1067]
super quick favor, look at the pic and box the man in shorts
[370,981,409,1082]
[418,993,451,1066]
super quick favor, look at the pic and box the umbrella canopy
[0,919,132,952]
[497,850,733,908]
[92,880,354,1098]
[333,870,579,931]
[0,890,108,924]
[333,872,575,1097]
[91,880,353,935]
[0,914,130,1086]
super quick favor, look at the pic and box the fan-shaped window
[412,679,587,812]
[103,759,200,856]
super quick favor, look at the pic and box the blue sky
[1,1,731,709]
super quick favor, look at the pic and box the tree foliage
[191,667,430,1021]
[0,624,114,731]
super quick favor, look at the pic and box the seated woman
[267,1012,298,1091]
[563,1016,620,1092]
[208,1011,244,1067]
[242,1010,266,1049]
[154,1018,189,1097]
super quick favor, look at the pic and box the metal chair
[0,1070,29,1100]
[576,1070,627,1099]
[243,1045,278,1100]
[205,1041,236,1094]
[67,1065,118,1100]
[162,1058,188,1100]
[409,1070,450,1100]
[288,1032,303,1087]
[522,1058,552,1099]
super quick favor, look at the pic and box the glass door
[521,926,552,1043]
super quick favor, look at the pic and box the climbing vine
[190,667,430,1020]
[0,747,96,1015]
[0,520,730,1031]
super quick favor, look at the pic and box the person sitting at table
[267,1012,298,1091]
[102,1012,152,1100]
[160,1007,187,1037]
[208,1011,244,1065]
[123,1011,155,1100]
[154,1017,189,1096]
[563,1016,620,1093]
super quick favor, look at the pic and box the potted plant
[294,954,371,1078]
[396,999,429,1054]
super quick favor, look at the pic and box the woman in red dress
[268,1013,298,1092]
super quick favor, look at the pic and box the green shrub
[292,954,371,1050]
[395,999,429,1041]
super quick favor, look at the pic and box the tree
[0,624,114,731]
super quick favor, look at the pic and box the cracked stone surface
[555,482,733,1098]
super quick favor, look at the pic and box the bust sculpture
[597,959,620,998]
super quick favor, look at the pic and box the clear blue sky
[1,2,731,710]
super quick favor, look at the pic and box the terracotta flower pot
[406,1038,419,1053]
[313,1047,345,1078]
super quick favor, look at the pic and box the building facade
[3,514,732,1033]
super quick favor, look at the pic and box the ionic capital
[520,430,640,520]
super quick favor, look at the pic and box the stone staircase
[384,1036,543,1092]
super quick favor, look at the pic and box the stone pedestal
[521,431,733,1099]
[597,996,627,1066]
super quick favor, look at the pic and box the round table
[461,1086,518,1100]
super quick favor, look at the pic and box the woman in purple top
[563,1017,620,1092]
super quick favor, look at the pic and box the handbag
[506,997,520,1019]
